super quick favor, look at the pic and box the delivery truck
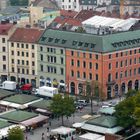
[0,81,17,91]
[34,86,58,98]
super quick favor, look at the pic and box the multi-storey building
[8,28,43,87]
[0,23,15,83]
[39,29,140,99]
[38,31,66,91]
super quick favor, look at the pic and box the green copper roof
[86,115,117,128]
[0,120,12,129]
[0,89,15,99]
[29,99,52,110]
[38,29,140,53]
[3,94,40,104]
[0,110,38,122]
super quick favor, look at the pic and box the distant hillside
[10,0,28,6]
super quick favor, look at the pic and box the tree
[85,81,102,114]
[75,27,86,33]
[8,126,24,140]
[115,97,135,128]
[126,89,137,98]
[50,94,75,125]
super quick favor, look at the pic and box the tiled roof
[0,23,13,35]
[60,10,78,18]
[9,28,44,43]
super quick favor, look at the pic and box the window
[139,58,140,63]
[83,53,86,58]
[11,42,14,47]
[89,53,92,59]
[134,49,137,54]
[139,49,140,53]
[3,65,6,70]
[21,44,24,48]
[83,72,86,79]
[17,59,20,64]
[109,63,111,69]
[26,61,29,65]
[96,74,98,81]
[2,47,6,52]
[77,60,80,67]
[71,59,74,66]
[89,62,92,69]
[40,46,43,51]
[11,51,14,55]
[22,60,24,65]
[115,72,118,79]
[129,69,132,76]
[95,54,98,60]
[129,59,132,65]
[61,57,64,64]
[2,56,6,61]
[71,51,74,56]
[40,54,43,61]
[68,5,71,8]
[134,68,136,75]
[116,53,118,57]
[95,63,98,70]
[109,54,112,59]
[17,51,20,56]
[26,44,28,49]
[138,68,140,74]
[40,65,43,71]
[121,52,123,56]
[77,71,80,78]
[47,48,50,52]
[26,69,29,74]
[32,45,34,49]
[69,0,71,2]
[77,52,80,57]
[125,60,128,66]
[17,43,19,48]
[134,58,136,64]
[130,50,132,55]
[32,70,35,75]
[108,73,111,82]
[125,51,128,56]
[116,62,118,68]
[12,59,14,63]
[60,68,64,75]
[71,70,74,77]
[60,49,63,54]
[125,70,127,77]
[120,61,123,67]
[26,52,29,57]
[17,68,20,73]
[83,61,86,68]
[22,52,24,56]
[89,73,92,80]
[12,67,14,72]
[32,61,35,66]
[2,38,5,43]
[32,53,34,58]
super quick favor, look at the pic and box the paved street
[25,97,124,140]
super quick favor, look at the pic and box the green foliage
[8,126,24,140]
[50,94,75,125]
[75,27,86,33]
[10,0,28,6]
[115,90,140,127]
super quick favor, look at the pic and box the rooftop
[9,28,44,43]
[0,23,13,35]
[29,99,52,110]
[0,110,38,122]
[0,120,12,129]
[3,94,40,104]
[0,89,15,99]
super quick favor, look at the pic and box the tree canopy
[115,90,140,128]
[8,126,24,140]
[50,94,75,125]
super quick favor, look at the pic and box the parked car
[77,100,88,106]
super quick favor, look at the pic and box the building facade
[0,23,15,83]
[8,28,43,87]
[38,29,140,99]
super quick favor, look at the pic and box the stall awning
[21,115,48,126]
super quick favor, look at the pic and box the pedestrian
[42,133,45,140]
[47,127,49,132]
[25,135,28,140]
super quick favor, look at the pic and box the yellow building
[8,27,43,87]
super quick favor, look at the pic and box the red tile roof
[0,23,14,35]
[9,28,44,43]
[60,10,78,18]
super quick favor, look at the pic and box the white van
[77,100,87,106]
[50,126,76,140]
